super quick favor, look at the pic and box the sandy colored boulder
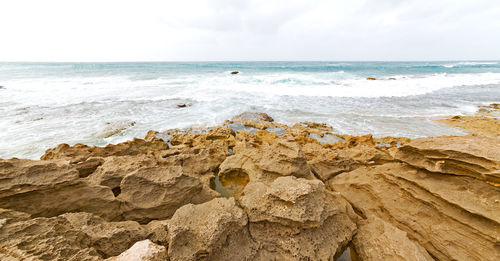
[106,240,167,261]
[0,211,101,260]
[240,176,358,260]
[63,212,149,258]
[219,139,314,184]
[118,166,217,223]
[167,198,255,261]
[353,216,433,261]
[87,154,158,189]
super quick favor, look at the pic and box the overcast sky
[1,0,499,61]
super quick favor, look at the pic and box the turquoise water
[1,61,499,159]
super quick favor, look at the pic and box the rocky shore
[0,109,499,260]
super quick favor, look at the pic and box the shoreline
[0,107,499,260]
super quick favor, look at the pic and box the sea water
[1,61,499,159]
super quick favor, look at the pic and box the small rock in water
[177,103,187,108]
[98,121,136,138]
[231,112,274,122]
[366,77,376,80]
[230,71,239,74]
[0,85,4,89]
[388,77,397,80]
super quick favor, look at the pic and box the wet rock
[106,240,167,261]
[167,198,255,261]
[227,122,259,135]
[176,103,188,108]
[231,112,274,123]
[328,162,499,261]
[353,216,433,261]
[97,121,136,139]
[309,132,344,144]
[436,103,500,137]
[118,166,216,223]
[367,77,376,80]
[264,126,286,135]
[230,71,239,74]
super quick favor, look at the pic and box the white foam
[442,61,498,68]
[191,72,500,98]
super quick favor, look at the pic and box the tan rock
[87,154,158,189]
[118,166,216,223]
[328,163,499,261]
[106,240,167,261]
[353,216,433,261]
[145,219,169,246]
[0,159,120,220]
[41,138,167,163]
[0,211,101,261]
[219,139,314,184]
[240,176,358,260]
[63,213,149,258]
[394,135,500,183]
[167,198,255,261]
[435,104,500,137]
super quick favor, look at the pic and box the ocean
[1,61,499,159]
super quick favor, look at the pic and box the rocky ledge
[0,111,499,261]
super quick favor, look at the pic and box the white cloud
[0,0,499,61]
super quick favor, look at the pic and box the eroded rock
[106,240,167,261]
[240,176,358,260]
[118,166,217,223]
[328,162,499,261]
[394,135,500,183]
[353,216,433,261]
[167,198,254,261]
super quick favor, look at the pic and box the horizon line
[1,59,499,63]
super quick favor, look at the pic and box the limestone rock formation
[239,176,358,260]
[167,198,254,261]
[118,166,217,223]
[393,135,500,183]
[0,158,120,220]
[328,162,499,261]
[1,111,499,260]
[352,216,434,261]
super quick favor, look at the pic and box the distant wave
[196,72,500,98]
[442,62,498,68]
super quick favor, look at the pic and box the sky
[0,0,499,62]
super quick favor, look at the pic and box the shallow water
[1,61,499,159]
[210,171,250,199]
